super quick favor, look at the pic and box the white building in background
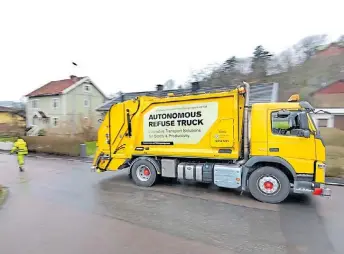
[311,108,344,129]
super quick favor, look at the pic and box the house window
[32,99,39,109]
[52,98,60,109]
[84,99,90,107]
[33,116,38,125]
[84,84,91,93]
[318,119,328,127]
[52,117,59,127]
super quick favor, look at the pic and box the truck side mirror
[303,129,310,138]
[299,112,309,130]
[291,129,311,138]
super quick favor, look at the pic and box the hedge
[23,136,83,157]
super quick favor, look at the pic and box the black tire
[248,166,290,204]
[130,157,158,187]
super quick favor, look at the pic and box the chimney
[70,75,78,82]
[191,81,200,92]
[156,84,164,91]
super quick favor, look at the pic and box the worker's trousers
[17,154,25,168]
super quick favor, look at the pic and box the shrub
[23,136,83,157]
[318,128,344,177]
[86,141,97,156]
[324,146,344,177]
[319,127,344,147]
[38,129,46,136]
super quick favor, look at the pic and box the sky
[0,0,342,101]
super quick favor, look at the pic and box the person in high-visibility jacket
[10,137,28,172]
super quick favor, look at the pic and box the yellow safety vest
[11,139,28,155]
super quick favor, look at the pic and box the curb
[0,150,343,180]
[0,187,9,208]
[0,150,93,163]
[326,177,344,186]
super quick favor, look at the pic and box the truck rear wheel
[248,166,290,204]
[130,157,158,187]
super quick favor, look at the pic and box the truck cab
[248,98,328,199]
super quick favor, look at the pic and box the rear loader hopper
[92,82,331,204]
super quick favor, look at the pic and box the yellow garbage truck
[92,82,331,203]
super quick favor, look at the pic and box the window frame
[270,110,303,137]
[52,97,60,110]
[31,99,39,109]
[84,98,90,108]
[317,118,329,128]
[84,84,91,93]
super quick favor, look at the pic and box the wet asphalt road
[0,153,343,254]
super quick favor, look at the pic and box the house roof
[0,106,26,118]
[0,101,25,109]
[0,106,11,112]
[310,79,344,96]
[312,107,344,115]
[315,42,344,52]
[25,76,84,97]
[96,83,279,112]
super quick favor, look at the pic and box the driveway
[0,153,343,254]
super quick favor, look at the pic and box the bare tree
[108,91,123,99]
[293,34,328,61]
[163,79,177,90]
[338,35,344,42]
[188,64,218,84]
[279,48,296,72]
[267,56,284,75]
[236,58,252,74]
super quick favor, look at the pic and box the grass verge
[324,146,344,177]
[0,186,9,207]
[86,141,97,156]
[320,128,344,178]
[0,136,16,142]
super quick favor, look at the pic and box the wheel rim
[136,165,151,182]
[257,175,281,195]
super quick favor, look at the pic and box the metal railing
[26,125,41,136]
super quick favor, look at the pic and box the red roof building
[313,42,344,58]
[24,75,108,136]
[311,80,344,96]
[310,79,344,108]
[26,75,83,97]
[310,80,344,130]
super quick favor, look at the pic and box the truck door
[267,109,316,174]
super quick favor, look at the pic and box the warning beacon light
[238,86,246,94]
[288,94,300,102]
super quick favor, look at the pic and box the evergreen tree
[223,56,238,72]
[251,45,273,77]
[338,35,344,42]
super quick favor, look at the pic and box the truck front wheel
[130,158,158,187]
[248,166,290,204]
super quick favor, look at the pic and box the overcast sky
[0,0,342,101]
